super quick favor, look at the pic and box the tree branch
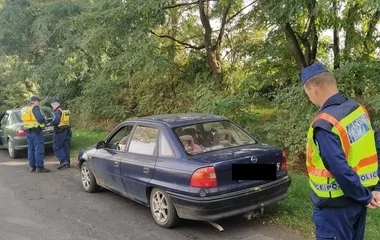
[226,0,258,24]
[162,0,217,10]
[214,0,233,49]
[150,30,205,50]
[162,0,199,10]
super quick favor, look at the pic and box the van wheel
[149,188,180,228]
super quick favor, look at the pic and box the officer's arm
[50,110,61,126]
[370,121,380,191]
[314,127,373,205]
[32,106,46,124]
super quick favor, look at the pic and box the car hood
[78,145,97,159]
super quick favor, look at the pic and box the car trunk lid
[189,143,287,194]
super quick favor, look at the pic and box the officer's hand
[372,191,380,204]
[366,192,380,209]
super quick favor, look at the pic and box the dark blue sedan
[76,113,291,228]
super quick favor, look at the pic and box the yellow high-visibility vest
[57,108,70,127]
[306,104,379,198]
[21,106,45,129]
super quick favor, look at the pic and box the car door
[92,124,134,196]
[121,124,160,204]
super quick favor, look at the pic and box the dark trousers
[26,131,45,168]
[313,203,367,240]
[53,128,70,165]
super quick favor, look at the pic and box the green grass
[70,127,108,158]
[263,172,380,240]
[69,128,380,239]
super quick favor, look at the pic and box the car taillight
[281,150,287,170]
[17,129,26,137]
[190,167,217,188]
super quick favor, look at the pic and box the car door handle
[143,167,149,173]
[114,162,119,167]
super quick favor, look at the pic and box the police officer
[47,97,71,169]
[301,63,380,239]
[21,96,51,173]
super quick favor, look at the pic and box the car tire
[149,188,180,228]
[8,138,20,159]
[80,161,99,193]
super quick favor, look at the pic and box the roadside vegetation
[1,0,380,239]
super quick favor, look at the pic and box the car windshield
[173,120,257,155]
[14,107,54,123]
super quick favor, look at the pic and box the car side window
[107,125,134,151]
[159,131,175,158]
[1,114,9,126]
[9,113,19,125]
[128,125,158,156]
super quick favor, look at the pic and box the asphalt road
[0,150,309,240]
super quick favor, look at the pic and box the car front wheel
[80,161,99,193]
[149,188,180,228]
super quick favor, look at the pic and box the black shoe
[57,163,70,169]
[29,167,36,172]
[35,167,51,173]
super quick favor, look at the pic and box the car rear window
[173,120,257,155]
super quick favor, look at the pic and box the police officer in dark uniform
[21,96,51,173]
[301,63,380,239]
[47,98,71,169]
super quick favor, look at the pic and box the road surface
[0,150,309,240]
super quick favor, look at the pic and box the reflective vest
[21,106,45,129]
[57,108,70,127]
[306,103,379,199]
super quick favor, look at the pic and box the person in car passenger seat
[180,136,202,154]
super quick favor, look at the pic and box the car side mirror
[95,141,106,149]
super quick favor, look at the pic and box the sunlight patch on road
[0,161,57,166]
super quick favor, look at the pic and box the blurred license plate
[45,126,54,132]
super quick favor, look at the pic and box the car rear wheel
[80,161,99,193]
[149,188,180,228]
[8,138,20,159]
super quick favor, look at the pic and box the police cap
[30,96,41,102]
[300,63,329,85]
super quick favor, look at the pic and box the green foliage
[0,0,380,165]
[0,0,35,56]
[262,84,316,160]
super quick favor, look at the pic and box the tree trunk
[343,3,359,60]
[283,22,307,69]
[168,0,179,61]
[198,0,223,85]
[363,9,380,58]
[332,0,340,69]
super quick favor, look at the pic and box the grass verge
[263,172,380,240]
[70,127,108,158]
[69,128,380,240]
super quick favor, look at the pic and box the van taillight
[281,150,287,170]
[190,167,217,188]
[17,129,26,137]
